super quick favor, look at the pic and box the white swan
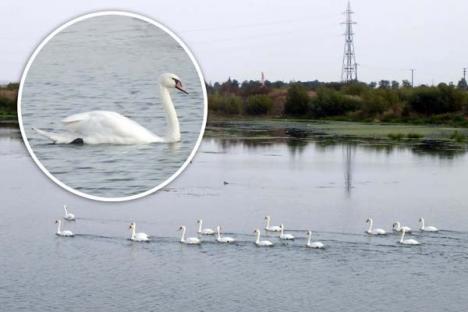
[33,73,188,145]
[399,229,420,245]
[55,220,74,237]
[419,218,439,232]
[279,224,295,240]
[306,231,324,249]
[128,222,149,242]
[216,226,235,243]
[392,221,411,233]
[264,216,281,232]
[197,219,215,235]
[179,225,201,245]
[63,204,75,221]
[365,218,387,235]
[254,229,273,247]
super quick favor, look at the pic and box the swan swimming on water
[392,221,411,233]
[55,220,74,237]
[179,225,201,245]
[279,224,295,240]
[264,216,281,232]
[365,218,387,235]
[216,225,235,243]
[419,218,438,232]
[254,229,273,247]
[33,73,188,145]
[128,222,149,242]
[63,204,75,221]
[197,219,215,235]
[399,229,420,245]
[306,231,324,249]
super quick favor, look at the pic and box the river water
[1,128,467,311]
[19,14,205,199]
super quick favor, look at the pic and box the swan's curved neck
[307,232,312,245]
[180,227,186,242]
[160,85,180,142]
[255,231,260,243]
[57,221,61,234]
[368,219,373,232]
[420,219,425,229]
[217,227,221,239]
[265,218,270,228]
[131,226,136,239]
[198,221,202,232]
[400,231,405,242]
[280,226,284,235]
[64,206,68,214]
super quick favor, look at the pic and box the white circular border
[18,11,208,202]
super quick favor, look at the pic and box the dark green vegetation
[0,83,18,122]
[207,78,468,128]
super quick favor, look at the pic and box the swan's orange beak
[175,80,188,94]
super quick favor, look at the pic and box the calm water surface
[1,128,467,311]
[20,15,205,198]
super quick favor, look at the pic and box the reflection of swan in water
[128,222,149,242]
[392,221,411,233]
[254,229,273,247]
[179,225,201,245]
[399,229,420,245]
[264,216,281,232]
[419,218,438,232]
[55,220,74,237]
[63,205,75,221]
[306,231,324,249]
[365,218,387,235]
[33,73,188,145]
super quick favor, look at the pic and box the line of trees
[207,78,468,126]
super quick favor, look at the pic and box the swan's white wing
[62,111,163,144]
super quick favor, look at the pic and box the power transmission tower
[463,67,466,81]
[341,1,358,83]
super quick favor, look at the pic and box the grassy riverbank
[206,116,468,149]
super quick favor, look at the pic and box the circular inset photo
[19,11,207,201]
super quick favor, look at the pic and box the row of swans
[254,216,324,248]
[366,217,438,236]
[366,217,439,246]
[53,205,437,248]
[34,73,188,145]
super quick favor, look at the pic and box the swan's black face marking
[70,138,84,145]
[172,78,189,94]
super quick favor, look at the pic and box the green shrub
[407,133,423,139]
[245,95,273,115]
[449,130,465,143]
[310,87,360,117]
[208,94,242,115]
[408,84,464,115]
[0,96,16,114]
[284,84,310,115]
[387,133,404,140]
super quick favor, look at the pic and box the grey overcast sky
[1,0,467,85]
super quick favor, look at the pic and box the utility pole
[341,1,358,83]
[410,68,415,87]
[463,67,466,81]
